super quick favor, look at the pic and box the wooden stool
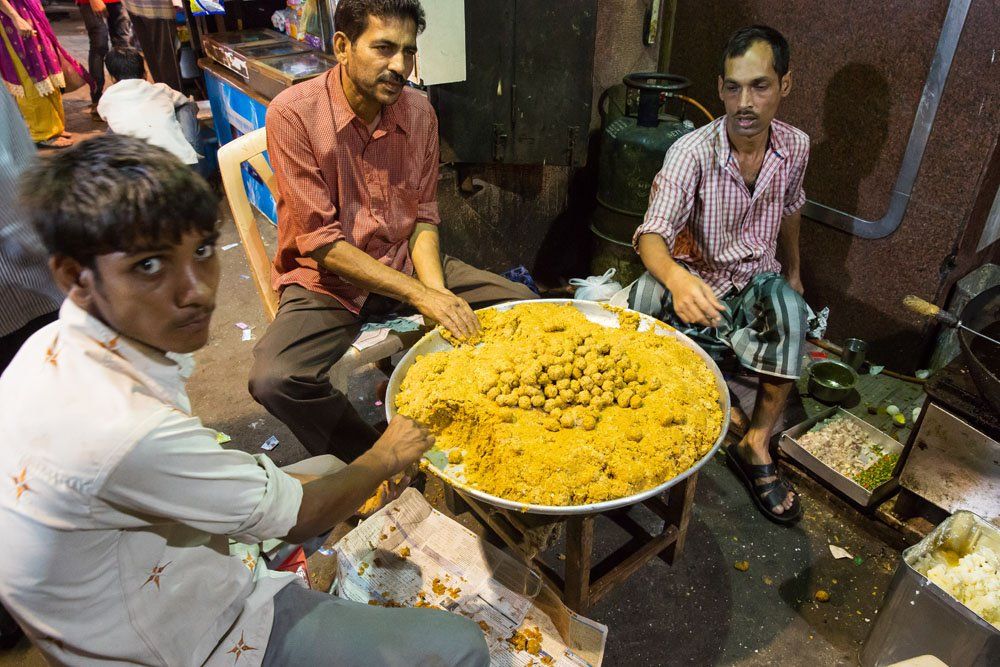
[446,473,699,613]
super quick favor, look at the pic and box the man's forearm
[284,449,392,543]
[778,211,801,276]
[409,222,446,291]
[310,240,426,304]
[636,233,688,290]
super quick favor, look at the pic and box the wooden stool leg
[564,515,595,613]
[442,485,471,516]
[661,472,698,564]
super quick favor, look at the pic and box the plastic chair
[217,127,407,393]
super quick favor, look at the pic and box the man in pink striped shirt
[630,26,808,523]
[251,0,534,465]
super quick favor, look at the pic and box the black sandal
[725,443,802,525]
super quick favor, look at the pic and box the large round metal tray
[385,299,730,516]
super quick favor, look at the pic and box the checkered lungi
[627,271,808,379]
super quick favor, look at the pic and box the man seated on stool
[0,136,489,666]
[251,0,536,462]
[628,25,809,524]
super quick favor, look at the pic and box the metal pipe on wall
[802,0,971,239]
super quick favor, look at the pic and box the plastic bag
[569,268,622,302]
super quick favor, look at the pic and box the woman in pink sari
[0,0,93,147]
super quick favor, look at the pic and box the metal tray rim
[385,299,731,516]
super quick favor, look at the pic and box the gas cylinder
[591,73,696,284]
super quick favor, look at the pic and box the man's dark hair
[334,0,426,42]
[104,47,146,81]
[21,135,219,266]
[720,25,790,78]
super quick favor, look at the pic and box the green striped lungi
[627,271,808,379]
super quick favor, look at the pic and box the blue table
[200,59,277,224]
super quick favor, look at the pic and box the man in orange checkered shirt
[251,0,535,463]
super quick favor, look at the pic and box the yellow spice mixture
[394,303,723,506]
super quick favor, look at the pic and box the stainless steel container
[860,511,1000,666]
[807,359,858,403]
[841,337,868,370]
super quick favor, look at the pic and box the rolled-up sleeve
[416,113,440,225]
[783,144,809,216]
[633,146,699,251]
[266,106,346,256]
[97,410,303,544]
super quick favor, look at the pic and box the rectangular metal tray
[779,406,903,507]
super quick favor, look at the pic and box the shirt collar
[59,299,195,407]
[715,116,786,166]
[327,64,410,136]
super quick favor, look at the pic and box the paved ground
[2,12,907,666]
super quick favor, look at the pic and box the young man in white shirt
[97,46,201,165]
[0,135,489,666]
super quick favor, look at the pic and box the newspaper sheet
[334,489,608,666]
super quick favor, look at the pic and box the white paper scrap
[351,327,391,351]
[261,435,279,450]
[829,545,853,560]
[221,242,240,251]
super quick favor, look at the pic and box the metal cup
[841,338,867,370]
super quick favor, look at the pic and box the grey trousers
[249,256,537,462]
[262,583,490,666]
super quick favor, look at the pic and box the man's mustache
[379,72,406,85]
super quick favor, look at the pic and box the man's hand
[666,269,726,327]
[367,416,434,478]
[89,0,106,14]
[412,286,481,341]
[786,272,804,296]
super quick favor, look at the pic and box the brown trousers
[249,256,537,462]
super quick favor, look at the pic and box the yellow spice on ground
[395,303,723,506]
